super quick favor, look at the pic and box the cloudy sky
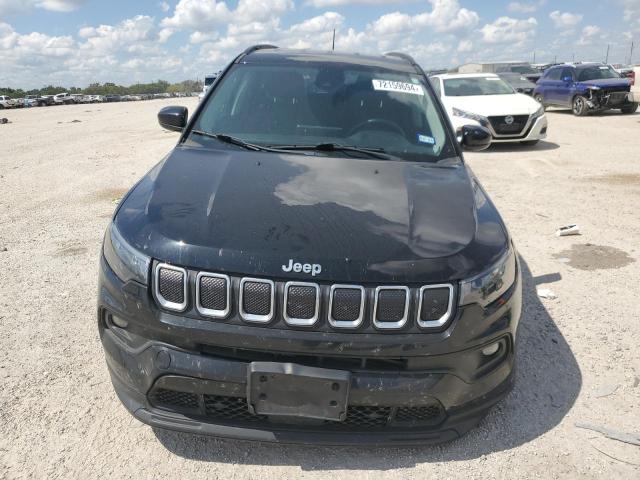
[1,0,638,89]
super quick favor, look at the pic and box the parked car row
[427,61,638,147]
[0,91,199,108]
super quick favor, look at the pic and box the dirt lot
[1,99,639,479]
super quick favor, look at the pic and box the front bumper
[98,256,522,445]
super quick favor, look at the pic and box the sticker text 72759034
[372,79,424,96]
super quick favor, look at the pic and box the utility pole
[605,44,610,63]
[630,41,634,64]
[332,29,335,51]
[532,51,536,63]
[554,54,557,64]
[572,53,575,63]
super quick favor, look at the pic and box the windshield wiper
[272,143,390,160]
[191,130,278,152]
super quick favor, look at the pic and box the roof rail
[242,44,278,56]
[385,52,418,67]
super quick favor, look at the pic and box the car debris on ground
[536,287,557,299]
[556,224,580,236]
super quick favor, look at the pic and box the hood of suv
[114,144,508,283]
[446,93,539,116]
[578,78,631,90]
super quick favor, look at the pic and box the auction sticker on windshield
[372,79,424,95]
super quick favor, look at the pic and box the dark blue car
[533,63,638,116]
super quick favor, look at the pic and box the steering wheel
[346,118,405,137]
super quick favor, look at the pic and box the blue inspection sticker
[417,134,435,145]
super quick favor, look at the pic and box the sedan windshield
[192,62,455,162]
[443,77,514,96]
[578,66,620,81]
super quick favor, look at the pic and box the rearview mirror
[458,125,492,152]
[158,106,188,132]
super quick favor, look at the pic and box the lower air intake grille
[150,388,199,410]
[203,395,265,422]
[157,267,185,305]
[149,387,445,430]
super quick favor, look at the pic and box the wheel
[572,95,588,116]
[621,102,638,114]
[534,94,546,110]
[520,140,539,146]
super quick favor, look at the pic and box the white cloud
[549,11,583,28]
[305,0,405,6]
[288,12,344,34]
[36,0,85,11]
[0,0,85,14]
[369,0,478,36]
[578,24,601,45]
[480,16,537,45]
[159,1,170,12]
[161,0,292,31]
[507,1,544,14]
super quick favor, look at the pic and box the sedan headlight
[103,222,151,284]
[459,247,517,307]
[452,107,489,127]
[531,104,544,120]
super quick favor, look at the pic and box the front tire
[534,94,546,110]
[621,102,638,114]
[572,95,588,116]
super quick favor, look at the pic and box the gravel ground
[0,99,639,479]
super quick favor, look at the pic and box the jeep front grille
[154,264,187,311]
[240,278,275,323]
[284,282,319,326]
[153,262,456,333]
[196,272,230,318]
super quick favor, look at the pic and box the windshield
[578,66,620,81]
[443,77,514,96]
[192,63,455,162]
[511,65,538,74]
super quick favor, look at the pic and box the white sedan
[430,73,547,145]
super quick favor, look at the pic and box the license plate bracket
[247,362,350,421]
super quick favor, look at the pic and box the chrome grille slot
[417,284,454,329]
[373,286,409,329]
[284,282,319,326]
[196,272,230,318]
[239,278,275,323]
[154,263,187,311]
[329,285,365,328]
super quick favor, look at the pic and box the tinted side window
[560,68,574,80]
[545,68,562,80]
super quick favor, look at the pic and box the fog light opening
[481,342,500,357]
[110,313,128,329]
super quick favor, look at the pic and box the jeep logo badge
[504,115,514,125]
[282,259,322,276]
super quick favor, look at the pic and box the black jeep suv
[98,46,521,445]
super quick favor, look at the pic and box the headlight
[103,222,151,284]
[459,247,517,307]
[452,107,489,127]
[531,104,544,120]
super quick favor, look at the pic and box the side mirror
[158,106,188,132]
[458,125,492,151]
[516,87,524,93]
[562,76,573,83]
